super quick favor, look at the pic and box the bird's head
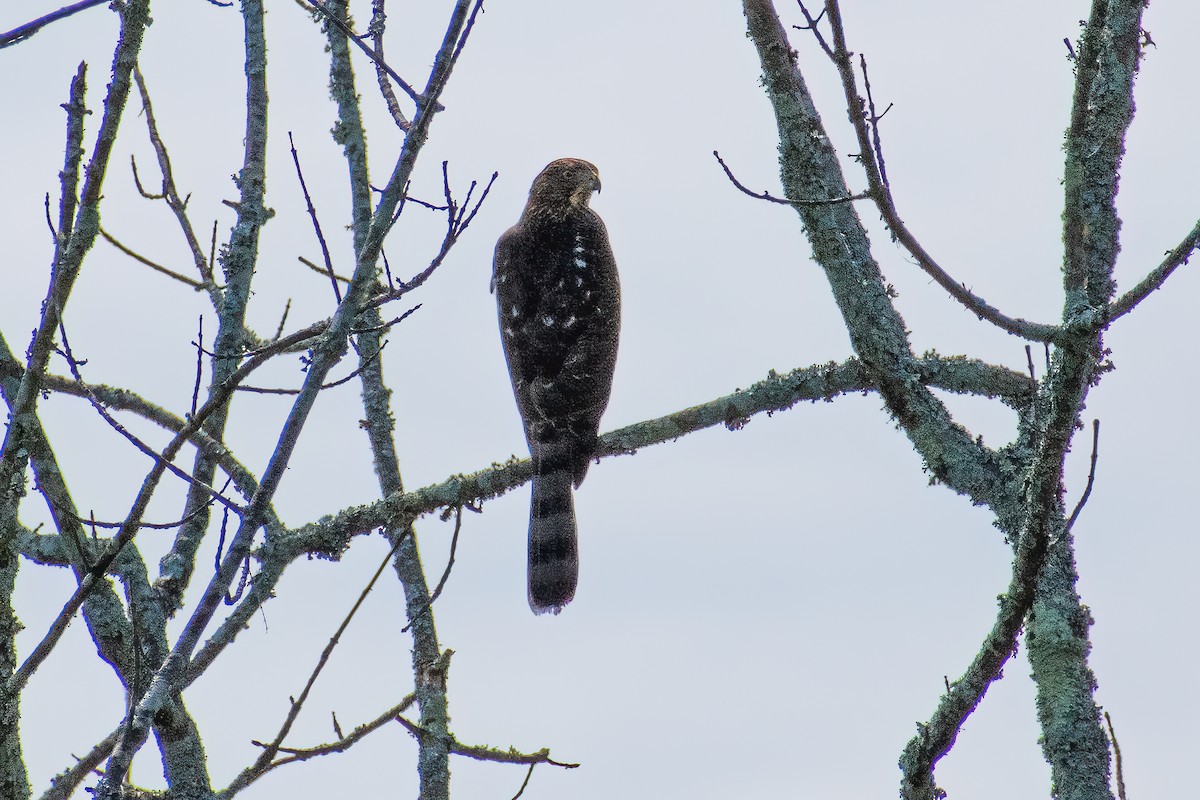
[525,158,602,216]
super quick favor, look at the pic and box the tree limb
[1108,217,1200,321]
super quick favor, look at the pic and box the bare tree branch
[279,354,1033,558]
[221,695,416,794]
[714,150,869,206]
[1104,711,1126,800]
[0,0,109,49]
[95,3,484,793]
[742,0,1021,523]
[288,131,341,302]
[899,504,1065,799]
[100,226,206,288]
[3,0,159,698]
[368,0,412,131]
[1067,419,1100,531]
[219,537,407,798]
[1108,217,1200,321]
[298,255,351,284]
[38,729,120,800]
[814,5,1060,343]
[395,714,580,768]
[132,68,221,300]
[300,0,429,110]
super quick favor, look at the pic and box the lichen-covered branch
[394,714,579,768]
[216,696,417,798]
[1022,4,1146,798]
[806,5,1060,344]
[94,2,482,795]
[132,68,221,303]
[741,0,1017,516]
[741,2,1142,798]
[1108,217,1200,321]
[283,355,1032,559]
[321,2,455,798]
[152,0,274,628]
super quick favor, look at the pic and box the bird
[492,158,621,614]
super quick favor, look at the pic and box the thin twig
[133,69,221,301]
[858,54,891,189]
[1066,419,1100,531]
[44,193,58,240]
[1104,711,1126,800]
[448,0,485,68]
[331,712,344,740]
[288,131,341,302]
[298,256,351,285]
[191,316,204,417]
[793,2,833,57]
[226,544,251,604]
[244,695,416,768]
[511,763,537,800]
[0,0,109,48]
[55,320,239,511]
[368,170,498,305]
[37,728,122,800]
[213,506,231,574]
[208,219,219,280]
[129,154,166,199]
[63,500,213,532]
[100,226,205,288]
[351,304,421,334]
[11,300,307,693]
[301,0,432,109]
[272,299,292,342]
[220,533,408,796]
[402,504,464,632]
[381,249,396,288]
[236,340,389,395]
[713,150,869,206]
[395,716,580,769]
[0,366,272,534]
[818,3,1059,344]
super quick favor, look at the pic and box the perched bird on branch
[492,158,621,614]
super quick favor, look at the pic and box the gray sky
[3,2,1197,798]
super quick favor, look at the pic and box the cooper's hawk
[492,158,621,614]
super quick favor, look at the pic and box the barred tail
[527,466,578,614]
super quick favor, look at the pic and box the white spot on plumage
[542,315,554,326]
[574,276,583,287]
[510,306,520,318]
[565,315,577,327]
[573,234,587,268]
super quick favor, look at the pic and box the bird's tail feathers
[527,458,579,615]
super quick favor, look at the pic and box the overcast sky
[2,2,1198,798]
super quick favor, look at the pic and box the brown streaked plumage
[492,159,621,614]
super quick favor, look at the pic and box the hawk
[492,158,621,614]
